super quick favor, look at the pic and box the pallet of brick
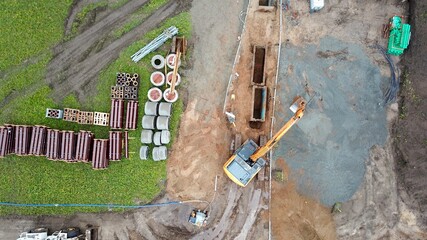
[109,99,124,129]
[63,108,80,122]
[77,111,94,125]
[92,139,109,169]
[109,131,122,161]
[93,112,110,126]
[46,129,62,160]
[123,86,138,100]
[0,126,14,157]
[116,72,127,86]
[125,100,138,130]
[14,125,32,156]
[111,86,124,99]
[45,108,63,119]
[60,130,76,162]
[75,130,93,162]
[29,125,48,156]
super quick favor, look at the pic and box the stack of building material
[92,139,109,169]
[75,131,93,162]
[111,86,124,99]
[110,99,124,129]
[63,108,80,122]
[124,86,138,100]
[29,126,47,156]
[0,126,14,157]
[141,101,173,160]
[94,112,110,126]
[60,131,76,162]
[46,129,61,160]
[77,111,94,125]
[14,125,32,156]
[45,108,63,119]
[3,125,15,155]
[125,100,138,130]
[115,73,140,100]
[109,131,122,161]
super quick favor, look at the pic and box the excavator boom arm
[249,97,305,161]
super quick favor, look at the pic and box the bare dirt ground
[271,0,427,239]
[396,0,427,228]
[273,0,426,239]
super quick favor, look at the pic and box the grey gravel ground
[273,37,388,206]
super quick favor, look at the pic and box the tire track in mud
[46,0,185,101]
[47,0,149,80]
[49,1,181,101]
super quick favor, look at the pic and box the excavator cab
[224,139,266,187]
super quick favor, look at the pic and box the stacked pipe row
[140,101,172,161]
[0,125,129,170]
[131,26,179,63]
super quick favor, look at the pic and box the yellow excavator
[223,96,306,187]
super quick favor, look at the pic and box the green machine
[387,16,411,56]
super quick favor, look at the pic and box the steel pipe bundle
[131,26,178,62]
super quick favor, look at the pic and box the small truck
[17,226,97,240]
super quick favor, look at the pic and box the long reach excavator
[223,96,306,187]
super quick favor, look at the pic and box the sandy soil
[272,159,336,240]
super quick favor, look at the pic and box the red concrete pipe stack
[92,139,109,169]
[0,126,14,157]
[75,130,93,162]
[46,129,61,160]
[124,131,129,159]
[29,125,47,156]
[60,131,76,162]
[109,99,124,129]
[14,125,32,156]
[125,100,138,130]
[109,131,122,161]
[4,125,15,155]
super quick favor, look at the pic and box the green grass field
[0,1,73,71]
[0,0,190,215]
